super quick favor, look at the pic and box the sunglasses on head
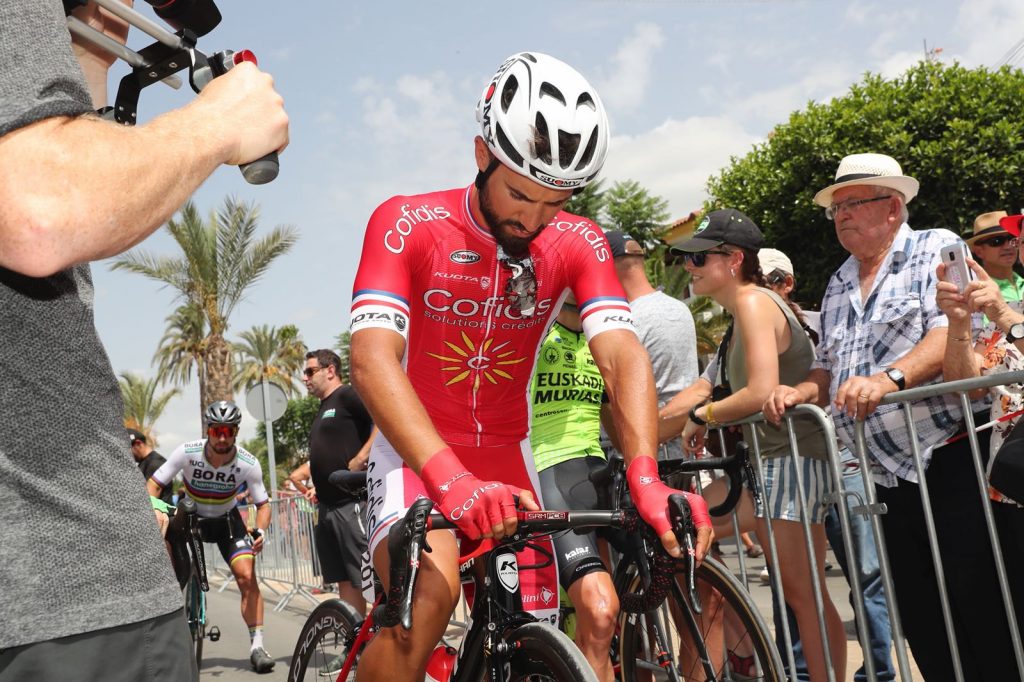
[207,424,238,439]
[977,235,1018,248]
[766,269,789,285]
[681,249,730,267]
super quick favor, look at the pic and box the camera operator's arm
[0,2,288,278]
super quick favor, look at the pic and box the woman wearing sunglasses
[660,208,845,682]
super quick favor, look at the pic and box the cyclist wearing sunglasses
[348,52,713,682]
[147,400,276,674]
[966,211,1024,305]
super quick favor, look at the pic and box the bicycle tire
[498,622,597,682]
[287,598,363,682]
[185,575,206,669]
[618,557,784,682]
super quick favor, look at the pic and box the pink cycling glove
[627,456,712,538]
[420,447,518,539]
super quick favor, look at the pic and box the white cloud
[955,0,1024,67]
[602,116,762,219]
[595,22,666,111]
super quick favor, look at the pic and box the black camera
[141,0,221,37]
[64,0,221,36]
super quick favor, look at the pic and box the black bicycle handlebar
[376,496,696,629]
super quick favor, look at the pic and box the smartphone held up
[940,242,977,293]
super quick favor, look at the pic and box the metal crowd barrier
[698,370,1024,682]
[205,495,323,612]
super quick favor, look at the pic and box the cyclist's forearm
[254,504,271,533]
[350,330,447,473]
[592,332,659,460]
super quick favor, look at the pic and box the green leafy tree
[602,180,671,246]
[706,60,1024,303]
[112,198,298,415]
[233,324,307,397]
[563,179,607,222]
[119,372,179,446]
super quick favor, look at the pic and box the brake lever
[668,493,701,614]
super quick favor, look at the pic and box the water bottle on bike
[424,644,457,682]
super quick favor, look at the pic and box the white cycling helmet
[476,52,609,191]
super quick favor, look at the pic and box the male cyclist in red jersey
[348,52,714,681]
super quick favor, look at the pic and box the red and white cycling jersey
[350,185,634,447]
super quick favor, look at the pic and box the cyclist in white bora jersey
[148,401,275,674]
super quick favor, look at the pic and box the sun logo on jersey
[426,331,527,388]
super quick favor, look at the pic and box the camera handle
[75,0,279,185]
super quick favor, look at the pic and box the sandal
[745,544,764,558]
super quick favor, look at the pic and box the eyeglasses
[681,250,731,268]
[207,424,238,439]
[824,195,891,220]
[500,254,537,317]
[976,235,1019,248]
[303,366,326,378]
[766,270,789,285]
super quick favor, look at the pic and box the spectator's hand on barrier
[627,456,714,561]
[763,384,804,426]
[835,373,895,421]
[196,63,289,167]
[420,447,523,540]
[303,487,317,504]
[682,418,706,455]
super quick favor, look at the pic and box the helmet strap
[474,157,501,191]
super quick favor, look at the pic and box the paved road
[199,577,328,681]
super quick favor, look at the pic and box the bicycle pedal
[207,625,221,642]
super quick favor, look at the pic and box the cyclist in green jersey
[529,295,619,682]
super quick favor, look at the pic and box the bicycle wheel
[499,622,596,682]
[618,557,784,682]
[185,575,206,669]
[288,598,364,681]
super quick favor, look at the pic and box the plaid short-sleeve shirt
[812,223,967,487]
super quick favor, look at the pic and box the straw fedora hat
[813,153,920,207]
[965,211,1010,246]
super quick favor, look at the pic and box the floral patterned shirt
[977,301,1024,505]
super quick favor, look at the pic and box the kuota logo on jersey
[383,203,452,254]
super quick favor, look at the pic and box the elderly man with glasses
[764,153,1020,680]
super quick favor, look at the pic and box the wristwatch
[1006,322,1024,343]
[883,367,906,391]
[688,405,707,426]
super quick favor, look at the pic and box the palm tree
[334,330,352,383]
[112,198,298,412]
[153,302,209,416]
[119,372,179,446]
[233,324,307,397]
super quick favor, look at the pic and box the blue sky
[91,0,1024,448]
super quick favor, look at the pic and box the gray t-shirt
[0,1,181,648]
[630,290,699,460]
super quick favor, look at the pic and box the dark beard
[479,178,544,258]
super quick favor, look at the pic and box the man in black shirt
[130,429,173,506]
[299,349,375,614]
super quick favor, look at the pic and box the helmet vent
[558,130,581,169]
[539,82,566,105]
[575,129,598,171]
[501,76,519,113]
[576,92,597,112]
[533,113,552,165]
[496,124,525,167]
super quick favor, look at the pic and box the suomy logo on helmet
[450,250,481,264]
[533,170,585,189]
[695,216,711,234]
